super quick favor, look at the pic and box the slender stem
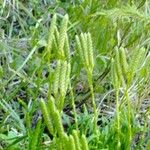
[88,72,97,134]
[125,87,132,147]
[69,83,78,131]
[116,89,120,149]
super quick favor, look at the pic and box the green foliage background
[0,0,150,149]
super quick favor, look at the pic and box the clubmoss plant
[46,14,57,62]
[69,135,76,150]
[40,99,54,135]
[53,60,61,97]
[29,118,42,150]
[45,14,71,111]
[80,134,89,150]
[72,130,81,150]
[75,33,97,134]
[120,47,129,76]
[58,14,69,59]
[40,96,89,150]
[111,58,121,149]
[53,60,71,111]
